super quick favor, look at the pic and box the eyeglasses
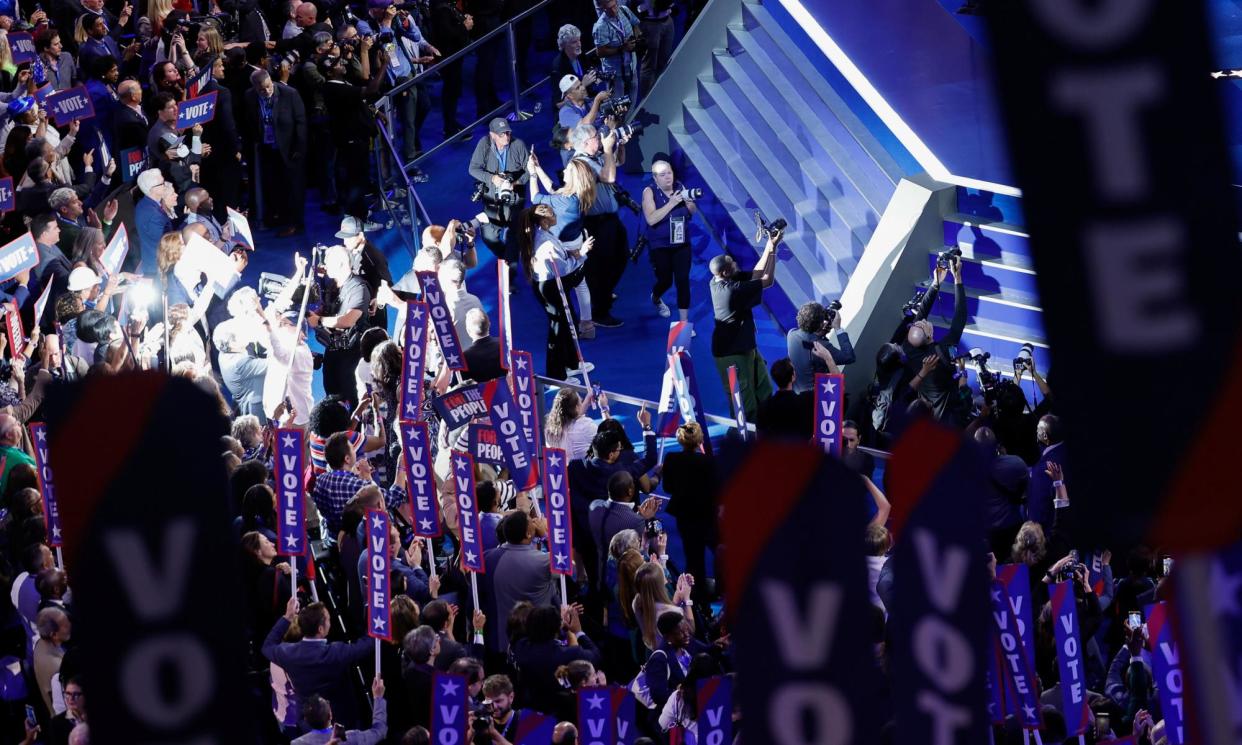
[65,691,84,699]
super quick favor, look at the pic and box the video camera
[901,287,928,317]
[600,94,632,118]
[964,347,1000,393]
[936,246,962,270]
[753,211,787,242]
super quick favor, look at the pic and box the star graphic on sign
[547,452,562,468]
[440,679,460,696]
[587,693,605,710]
[1022,704,1036,720]
[1209,558,1242,617]
[464,550,477,564]
[34,428,46,442]
[405,401,418,417]
[284,534,300,549]
[372,616,386,631]
[515,356,527,370]
[407,426,422,441]
[820,378,836,394]
[419,518,433,532]
[371,514,385,530]
[51,526,61,539]
[455,457,469,472]
[990,587,1002,605]
[282,433,297,449]
[554,553,567,566]
[446,353,461,366]
[410,305,425,321]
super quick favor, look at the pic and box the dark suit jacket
[512,636,601,715]
[262,617,372,727]
[480,543,557,652]
[245,82,308,165]
[31,242,72,329]
[1027,442,1067,533]
[756,388,813,441]
[464,336,506,383]
[113,105,150,153]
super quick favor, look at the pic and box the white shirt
[546,416,597,462]
[446,286,484,352]
[264,323,313,426]
[532,228,585,281]
[355,357,374,404]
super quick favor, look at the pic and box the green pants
[714,349,773,424]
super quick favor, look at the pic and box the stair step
[669,124,820,306]
[927,313,1050,373]
[739,0,904,187]
[926,249,1039,297]
[680,101,849,295]
[943,215,1034,267]
[694,74,867,273]
[926,284,1043,338]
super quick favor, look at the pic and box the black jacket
[464,336,507,383]
[113,104,150,153]
[244,82,307,164]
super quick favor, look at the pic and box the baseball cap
[488,117,511,135]
[6,96,34,119]
[334,215,373,240]
[67,266,102,292]
[558,74,579,99]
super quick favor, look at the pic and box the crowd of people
[0,0,1188,741]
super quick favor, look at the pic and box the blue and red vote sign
[416,271,466,371]
[813,372,844,454]
[510,350,541,463]
[400,421,441,537]
[0,176,13,214]
[481,377,536,490]
[29,423,62,548]
[1145,602,1185,745]
[0,232,40,283]
[697,675,733,745]
[542,448,573,577]
[993,564,1042,729]
[7,32,35,63]
[720,440,883,744]
[513,711,555,744]
[365,508,392,641]
[176,91,217,129]
[46,86,95,126]
[431,671,467,740]
[452,451,485,572]
[400,300,429,420]
[884,418,991,744]
[1050,580,1090,737]
[275,428,305,556]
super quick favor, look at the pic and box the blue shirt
[531,192,583,243]
[592,9,638,76]
[312,470,406,535]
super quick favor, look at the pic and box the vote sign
[813,372,844,454]
[7,31,35,63]
[399,421,441,537]
[0,176,13,214]
[481,377,536,490]
[29,422,62,547]
[542,448,574,577]
[275,428,305,556]
[1050,580,1090,736]
[176,92,217,129]
[365,508,392,640]
[452,451,485,573]
[0,232,40,283]
[400,300,429,421]
[416,271,466,370]
[469,423,505,468]
[47,86,95,126]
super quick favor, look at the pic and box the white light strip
[776,0,1023,198]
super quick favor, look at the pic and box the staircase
[929,200,1048,386]
[666,0,907,318]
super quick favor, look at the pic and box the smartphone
[1069,549,1079,564]
[1095,712,1110,738]
[1128,611,1142,629]
[1163,557,1173,576]
[334,722,347,740]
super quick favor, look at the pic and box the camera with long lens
[901,287,927,317]
[823,299,843,327]
[937,246,963,270]
[453,218,481,244]
[753,211,787,242]
[600,94,631,118]
[678,186,703,200]
[630,235,650,264]
[495,184,518,205]
[613,184,641,214]
[614,121,644,140]
[1012,342,1035,373]
[471,701,494,745]
[968,347,1000,392]
[258,272,289,301]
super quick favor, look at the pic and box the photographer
[292,31,337,209]
[335,24,375,85]
[708,224,782,422]
[552,25,600,110]
[361,0,440,164]
[307,245,371,404]
[786,300,855,394]
[557,75,609,155]
[592,0,640,100]
[899,254,966,424]
[322,46,385,225]
[429,0,472,136]
[642,160,696,324]
[570,122,627,329]
[467,118,530,264]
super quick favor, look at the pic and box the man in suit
[29,214,71,330]
[587,471,658,578]
[114,80,149,153]
[133,169,176,274]
[47,675,87,745]
[480,511,555,653]
[49,188,119,257]
[420,599,485,671]
[245,68,307,236]
[292,678,387,745]
[1027,414,1066,534]
[755,357,812,440]
[462,308,506,384]
[196,54,244,219]
[263,598,372,728]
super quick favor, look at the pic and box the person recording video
[468,118,531,267]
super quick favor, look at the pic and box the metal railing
[374,0,558,170]
[533,373,892,460]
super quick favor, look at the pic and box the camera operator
[307,245,371,404]
[592,0,641,100]
[786,300,855,394]
[899,255,966,424]
[361,0,440,164]
[557,74,609,163]
[642,160,696,324]
[708,225,782,422]
[429,0,472,136]
[321,47,385,224]
[335,24,375,85]
[468,118,530,265]
[570,122,628,328]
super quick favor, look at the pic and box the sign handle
[559,574,568,607]
[374,638,381,678]
[54,546,63,570]
[290,561,297,599]
[469,571,480,614]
